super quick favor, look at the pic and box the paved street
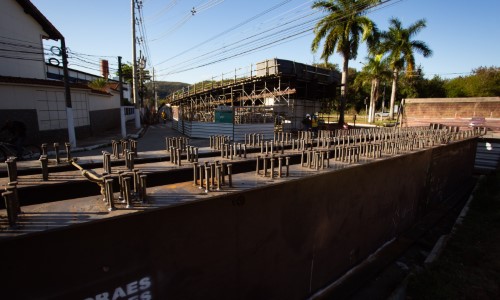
[75,122,210,157]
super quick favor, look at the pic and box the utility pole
[118,56,124,105]
[131,0,141,128]
[139,51,144,109]
[61,37,76,147]
[118,56,127,138]
[153,68,158,112]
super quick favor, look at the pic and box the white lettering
[139,277,151,290]
[112,287,127,300]
[140,291,152,300]
[84,275,152,300]
[96,292,110,300]
[126,281,139,295]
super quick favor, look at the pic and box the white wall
[0,1,50,79]
[0,83,121,131]
[88,91,120,111]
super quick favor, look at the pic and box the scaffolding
[168,58,340,132]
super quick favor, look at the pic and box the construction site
[1,119,494,299]
[166,58,340,139]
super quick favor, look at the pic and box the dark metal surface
[0,139,476,299]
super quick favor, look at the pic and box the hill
[149,81,190,99]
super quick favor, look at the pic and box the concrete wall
[0,139,476,299]
[0,83,121,143]
[89,108,121,133]
[0,109,39,144]
[0,0,48,79]
[405,97,500,129]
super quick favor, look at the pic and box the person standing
[311,114,319,137]
[302,114,312,131]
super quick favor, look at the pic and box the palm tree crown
[311,0,378,126]
[357,54,391,122]
[379,18,432,119]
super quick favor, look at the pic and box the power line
[153,0,398,79]
[146,0,179,23]
[149,0,224,43]
[136,0,153,68]
[154,0,292,66]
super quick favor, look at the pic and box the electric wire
[154,0,292,66]
[149,0,224,42]
[154,0,398,78]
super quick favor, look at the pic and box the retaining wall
[0,139,476,299]
[405,97,500,130]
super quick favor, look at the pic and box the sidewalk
[71,121,145,152]
[0,122,210,174]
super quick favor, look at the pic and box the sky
[31,0,500,85]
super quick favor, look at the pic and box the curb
[68,127,146,154]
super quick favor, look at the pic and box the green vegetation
[151,81,189,99]
[310,1,432,123]
[311,0,378,126]
[337,66,500,119]
[406,172,500,299]
[355,54,391,123]
[88,78,108,91]
[112,1,499,115]
[378,17,432,119]
[444,66,500,97]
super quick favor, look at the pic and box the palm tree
[88,78,108,92]
[311,0,378,126]
[379,18,432,119]
[357,54,391,123]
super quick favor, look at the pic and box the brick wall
[404,97,500,130]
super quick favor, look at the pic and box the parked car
[469,117,485,127]
[375,112,389,117]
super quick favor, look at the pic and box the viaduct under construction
[166,58,341,140]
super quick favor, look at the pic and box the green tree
[311,0,378,126]
[312,61,341,72]
[356,54,391,122]
[118,63,133,83]
[116,63,152,107]
[88,78,108,91]
[414,75,446,98]
[379,18,432,119]
[443,67,500,97]
[443,77,466,97]
[347,67,369,113]
[469,67,500,96]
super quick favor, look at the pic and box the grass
[406,172,500,299]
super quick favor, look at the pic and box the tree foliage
[444,67,500,97]
[311,0,378,125]
[355,54,392,122]
[379,17,432,119]
[88,78,108,91]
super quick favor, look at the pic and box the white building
[0,0,124,145]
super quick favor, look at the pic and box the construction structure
[167,58,341,140]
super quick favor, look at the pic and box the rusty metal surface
[0,138,476,299]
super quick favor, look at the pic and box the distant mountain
[150,81,189,99]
